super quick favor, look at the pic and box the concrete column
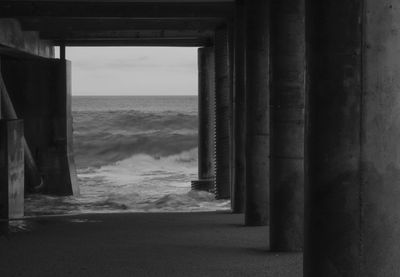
[60,44,66,60]
[306,1,400,275]
[214,27,232,200]
[192,47,216,192]
[1,58,78,196]
[231,0,246,214]
[270,0,305,251]
[0,58,2,119]
[244,0,270,226]
[0,119,24,219]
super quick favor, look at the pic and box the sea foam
[25,96,230,216]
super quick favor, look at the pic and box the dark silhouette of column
[244,0,270,226]
[306,0,400,275]
[214,27,232,200]
[192,47,216,192]
[0,119,24,219]
[2,59,79,196]
[270,0,305,251]
[232,0,246,214]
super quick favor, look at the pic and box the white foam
[25,150,230,216]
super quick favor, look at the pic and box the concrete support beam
[231,1,246,214]
[1,58,78,196]
[0,2,234,19]
[39,29,214,47]
[0,119,24,219]
[192,47,216,192]
[0,19,54,58]
[270,0,305,251]
[244,0,270,226]
[39,30,213,40]
[54,38,212,47]
[306,0,400,275]
[214,27,232,200]
[19,18,225,32]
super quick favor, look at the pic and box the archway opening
[25,46,230,216]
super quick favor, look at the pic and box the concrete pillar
[270,0,305,251]
[0,119,24,219]
[192,47,216,192]
[214,27,232,200]
[0,72,43,193]
[306,1,400,275]
[60,44,66,60]
[1,58,79,196]
[231,0,246,214]
[244,0,270,226]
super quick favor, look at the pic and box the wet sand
[0,212,302,277]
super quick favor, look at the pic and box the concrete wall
[0,19,54,58]
[1,58,78,196]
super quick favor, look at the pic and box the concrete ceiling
[0,1,234,46]
[7,0,233,2]
[0,0,234,46]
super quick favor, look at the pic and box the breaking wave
[73,110,198,168]
[25,96,230,216]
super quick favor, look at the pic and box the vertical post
[0,58,2,119]
[305,0,400,275]
[214,26,232,200]
[270,0,305,251]
[60,44,66,60]
[244,0,271,226]
[0,119,24,219]
[231,0,246,214]
[192,47,216,192]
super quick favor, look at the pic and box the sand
[0,212,302,277]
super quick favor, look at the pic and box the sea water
[25,96,230,216]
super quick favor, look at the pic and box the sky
[63,47,198,96]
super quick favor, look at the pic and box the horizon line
[72,94,198,96]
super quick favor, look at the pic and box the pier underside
[2,0,400,276]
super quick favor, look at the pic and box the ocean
[25,96,230,216]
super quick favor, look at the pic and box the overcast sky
[64,47,198,96]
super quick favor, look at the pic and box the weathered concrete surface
[362,1,400,275]
[0,2,234,19]
[305,1,363,275]
[305,0,400,276]
[244,0,270,226]
[214,27,232,200]
[0,119,24,219]
[1,58,78,196]
[0,213,302,277]
[193,47,215,192]
[231,0,245,214]
[270,0,305,251]
[0,19,53,58]
[0,73,44,192]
